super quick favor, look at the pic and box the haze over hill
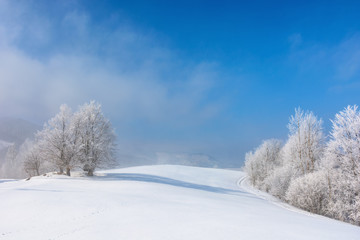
[0,117,218,178]
[0,118,40,159]
[0,118,40,178]
[0,118,40,145]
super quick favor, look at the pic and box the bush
[265,165,293,200]
[286,171,329,215]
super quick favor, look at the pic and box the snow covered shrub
[265,165,293,200]
[286,170,329,215]
[323,170,360,225]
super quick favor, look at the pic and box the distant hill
[0,118,40,146]
[156,152,218,168]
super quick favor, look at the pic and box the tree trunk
[87,169,94,176]
[66,167,71,176]
[59,167,64,174]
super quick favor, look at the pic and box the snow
[0,165,359,240]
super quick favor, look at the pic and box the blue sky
[1,0,360,166]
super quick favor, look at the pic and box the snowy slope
[0,165,359,240]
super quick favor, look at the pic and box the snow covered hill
[0,165,359,240]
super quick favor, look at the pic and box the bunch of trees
[244,139,282,191]
[0,141,33,178]
[23,101,116,177]
[244,106,360,226]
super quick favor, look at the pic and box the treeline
[23,101,116,177]
[244,106,360,226]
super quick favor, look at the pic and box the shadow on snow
[94,173,252,197]
[0,179,18,184]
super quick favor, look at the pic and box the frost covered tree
[244,139,282,190]
[74,101,116,176]
[23,143,43,177]
[33,101,116,177]
[0,144,18,178]
[283,108,324,176]
[243,105,360,226]
[3,144,17,174]
[325,105,360,177]
[0,140,35,178]
[37,104,80,176]
[323,105,360,225]
[262,108,324,199]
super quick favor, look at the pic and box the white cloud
[0,0,224,130]
[62,10,90,36]
[0,0,247,166]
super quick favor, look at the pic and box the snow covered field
[1,165,359,240]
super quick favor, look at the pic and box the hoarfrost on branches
[244,106,359,226]
[22,101,117,177]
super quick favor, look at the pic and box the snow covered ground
[0,165,359,240]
